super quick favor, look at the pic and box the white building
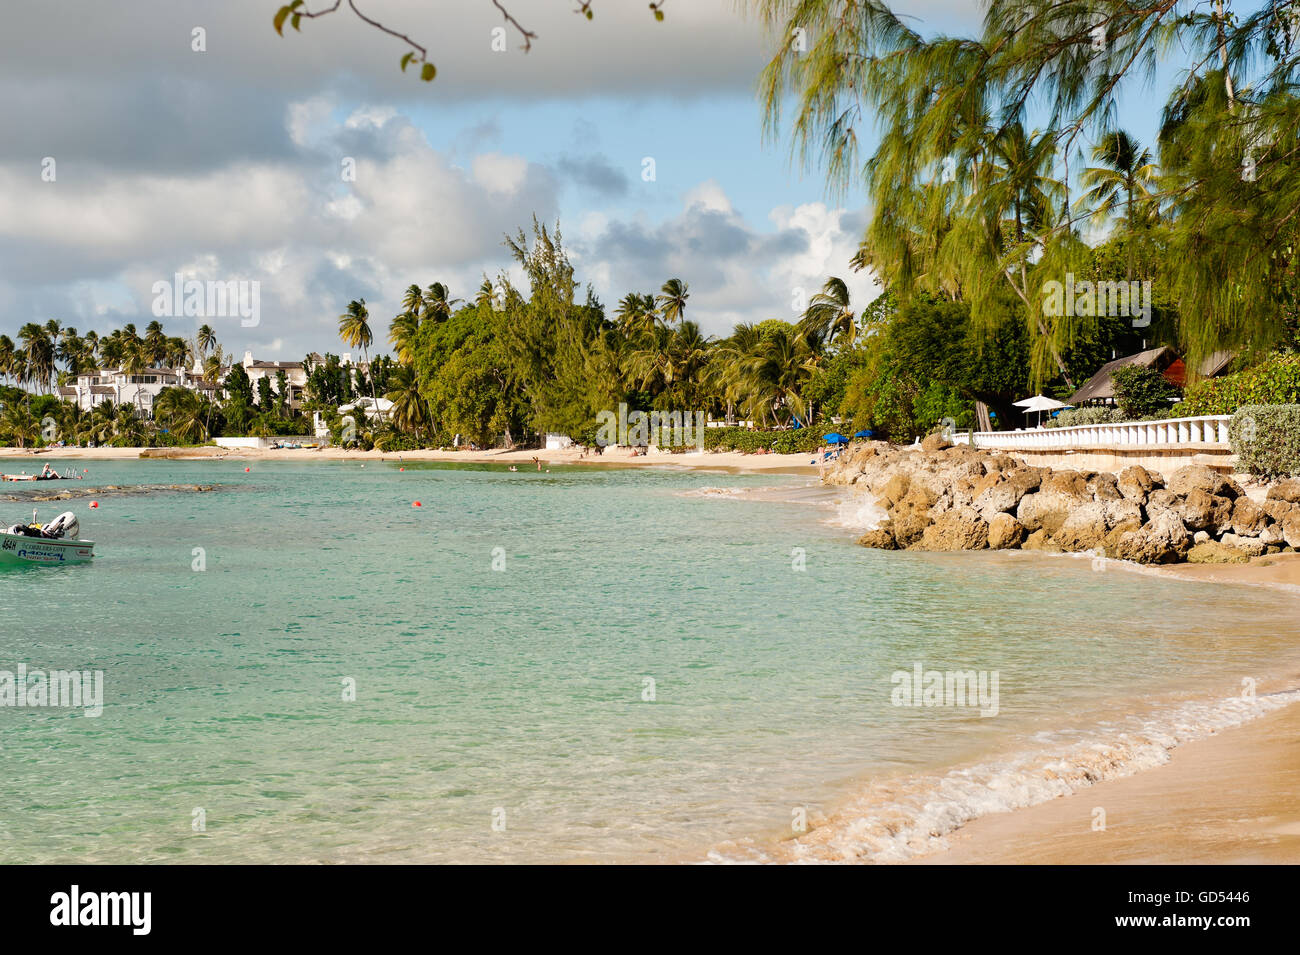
[61,365,211,417]
[242,350,308,411]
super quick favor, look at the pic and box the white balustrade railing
[951,415,1232,451]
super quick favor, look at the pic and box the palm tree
[17,323,54,395]
[422,282,460,323]
[615,292,659,343]
[656,278,690,326]
[799,277,858,348]
[154,387,210,444]
[386,365,431,440]
[197,324,217,359]
[739,327,820,427]
[143,320,168,367]
[201,347,226,437]
[709,323,763,425]
[0,335,15,386]
[120,342,150,418]
[0,401,40,447]
[339,299,380,421]
[1078,130,1159,278]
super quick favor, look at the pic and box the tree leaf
[400,52,414,72]
[421,62,436,82]
[273,6,290,36]
[291,13,301,32]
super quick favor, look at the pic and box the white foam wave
[707,687,1300,864]
[824,494,889,532]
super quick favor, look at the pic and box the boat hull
[0,532,94,565]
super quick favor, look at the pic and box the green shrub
[1182,352,1300,415]
[1045,406,1125,429]
[701,427,831,454]
[1230,404,1300,477]
[1111,365,1181,419]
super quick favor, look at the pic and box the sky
[0,0,1169,361]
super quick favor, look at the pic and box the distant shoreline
[0,444,821,476]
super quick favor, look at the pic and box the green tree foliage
[1110,365,1181,419]
[752,0,1300,378]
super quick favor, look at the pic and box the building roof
[249,360,304,370]
[90,386,116,395]
[1069,347,1180,404]
[1070,346,1238,404]
[57,387,77,396]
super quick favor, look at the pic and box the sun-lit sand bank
[913,686,1300,865]
[1,444,819,475]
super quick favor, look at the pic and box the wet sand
[915,692,1300,864]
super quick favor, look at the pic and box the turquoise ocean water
[2,457,1299,863]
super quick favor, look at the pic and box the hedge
[696,426,831,454]
[1181,352,1300,415]
[1045,406,1125,429]
[1230,404,1300,478]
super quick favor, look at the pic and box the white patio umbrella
[1013,394,1068,427]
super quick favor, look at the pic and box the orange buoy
[400,467,405,472]
[244,467,250,472]
[412,501,422,508]
[89,501,99,508]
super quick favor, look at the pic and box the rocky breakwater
[825,436,1300,565]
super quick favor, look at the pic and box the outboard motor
[40,511,80,540]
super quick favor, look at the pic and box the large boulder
[1186,540,1251,564]
[1173,488,1235,534]
[1021,529,1062,553]
[1016,471,1093,535]
[889,484,937,547]
[1053,499,1144,553]
[1087,472,1124,502]
[972,468,1042,522]
[879,473,911,507]
[857,526,899,550]
[920,432,953,452]
[1218,533,1268,558]
[1113,511,1192,564]
[987,513,1027,550]
[1266,479,1300,504]
[1263,500,1299,524]
[919,506,989,551]
[1117,466,1160,503]
[1230,497,1270,537]
[1167,465,1241,500]
[1146,489,1179,511]
[1281,510,1300,549]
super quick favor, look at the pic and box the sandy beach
[915,689,1300,865]
[902,553,1300,865]
[0,444,820,475]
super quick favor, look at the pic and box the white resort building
[241,350,308,411]
[59,365,214,417]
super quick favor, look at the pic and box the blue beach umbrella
[853,429,874,439]
[823,432,848,445]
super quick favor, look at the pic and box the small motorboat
[0,511,94,566]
